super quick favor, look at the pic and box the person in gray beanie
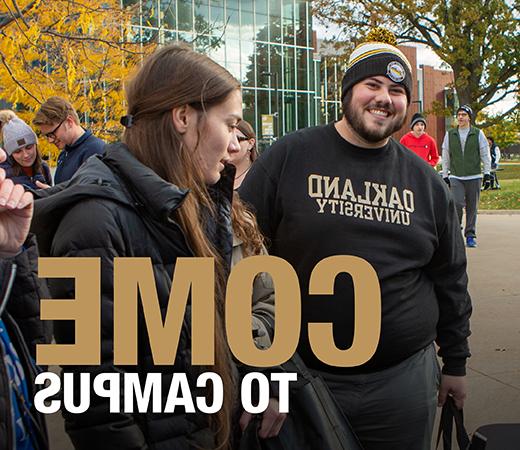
[441,104,491,248]
[0,115,52,190]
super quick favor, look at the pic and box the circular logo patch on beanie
[386,61,406,83]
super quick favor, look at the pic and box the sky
[314,22,516,117]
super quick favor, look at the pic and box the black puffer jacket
[32,143,236,450]
[0,236,50,450]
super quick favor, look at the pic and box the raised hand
[0,167,34,257]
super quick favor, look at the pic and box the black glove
[443,177,451,187]
[483,174,491,190]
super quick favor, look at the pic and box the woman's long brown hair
[231,193,264,256]
[8,148,44,178]
[122,44,240,449]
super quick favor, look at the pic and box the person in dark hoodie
[0,113,52,190]
[0,147,50,450]
[31,44,283,450]
[32,96,105,185]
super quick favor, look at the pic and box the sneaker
[466,236,477,248]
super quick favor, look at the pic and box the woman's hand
[239,398,287,438]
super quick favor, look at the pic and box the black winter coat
[32,143,236,450]
[0,236,51,450]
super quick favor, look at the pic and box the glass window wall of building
[124,0,319,148]
[319,54,345,125]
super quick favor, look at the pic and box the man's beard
[343,91,406,143]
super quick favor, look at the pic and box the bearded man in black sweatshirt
[240,29,471,450]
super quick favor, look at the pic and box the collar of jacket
[208,162,236,208]
[102,143,191,222]
[64,129,92,151]
[453,126,478,137]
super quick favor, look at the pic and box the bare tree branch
[0,50,41,103]
[480,102,519,128]
[0,0,35,29]
[11,0,29,28]
[41,29,145,55]
[65,0,122,14]
[1,0,37,46]
[480,88,519,108]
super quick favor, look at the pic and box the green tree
[483,110,520,149]
[313,0,520,126]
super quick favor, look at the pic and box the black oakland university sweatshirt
[239,122,471,376]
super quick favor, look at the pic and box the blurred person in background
[33,96,104,184]
[400,113,439,168]
[441,104,491,248]
[229,120,258,189]
[0,113,52,190]
[487,136,501,189]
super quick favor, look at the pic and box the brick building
[394,46,454,148]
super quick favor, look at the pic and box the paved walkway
[46,214,520,449]
[461,213,520,430]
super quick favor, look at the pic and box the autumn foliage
[0,0,156,160]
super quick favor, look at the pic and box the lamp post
[411,99,423,113]
[261,71,280,138]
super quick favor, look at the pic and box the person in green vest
[441,105,491,248]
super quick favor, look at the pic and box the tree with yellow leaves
[0,0,156,160]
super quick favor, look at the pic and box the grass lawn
[479,163,520,210]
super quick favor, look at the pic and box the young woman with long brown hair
[32,44,282,450]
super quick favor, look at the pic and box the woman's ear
[172,105,195,134]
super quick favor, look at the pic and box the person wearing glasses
[33,96,105,184]
[0,112,53,190]
[230,120,258,189]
